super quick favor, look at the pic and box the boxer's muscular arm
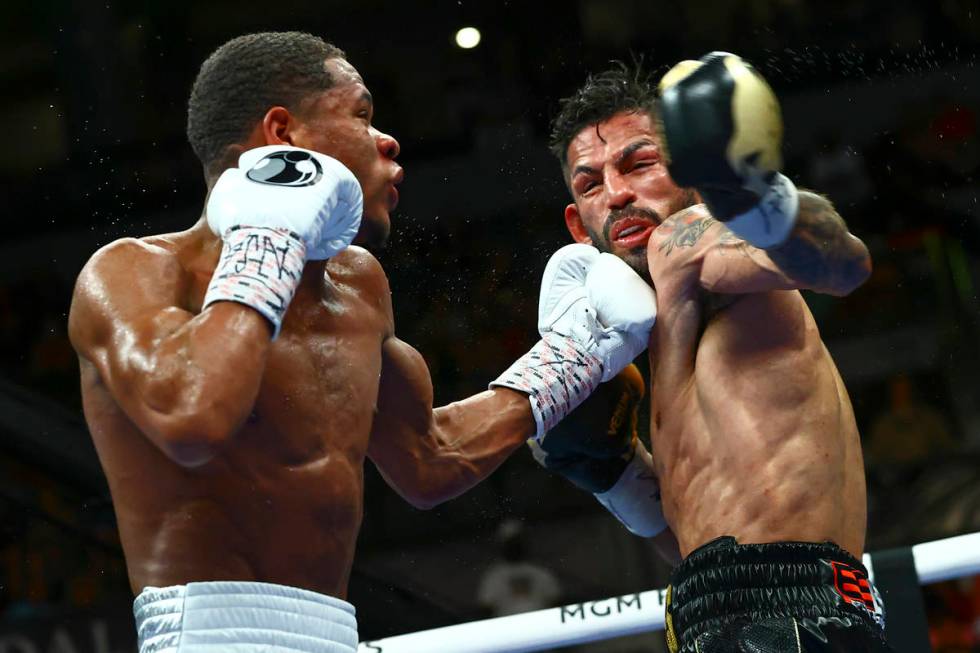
[365,273,533,509]
[764,191,871,295]
[69,239,271,467]
[367,337,533,509]
[675,193,871,296]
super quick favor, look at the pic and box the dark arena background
[1,1,979,651]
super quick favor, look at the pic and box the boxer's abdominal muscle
[649,291,867,559]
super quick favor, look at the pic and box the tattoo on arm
[657,209,751,258]
[657,211,717,257]
[765,191,870,293]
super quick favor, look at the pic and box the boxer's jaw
[584,222,652,284]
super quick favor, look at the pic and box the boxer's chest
[222,281,385,465]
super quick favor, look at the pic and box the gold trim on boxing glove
[658,60,703,92]
[724,55,784,182]
[665,584,678,653]
[656,60,704,168]
[607,363,644,441]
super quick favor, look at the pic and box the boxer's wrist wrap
[203,226,307,339]
[722,172,799,249]
[594,451,668,537]
[490,333,604,440]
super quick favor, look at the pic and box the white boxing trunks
[133,581,358,652]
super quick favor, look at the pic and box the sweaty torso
[646,225,867,559]
[79,234,388,598]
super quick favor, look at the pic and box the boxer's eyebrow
[571,164,598,179]
[615,140,655,167]
[360,90,373,107]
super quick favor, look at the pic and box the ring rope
[357,530,980,653]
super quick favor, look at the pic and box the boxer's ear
[260,106,295,146]
[564,203,592,244]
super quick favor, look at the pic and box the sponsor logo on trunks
[246,150,323,187]
[829,561,885,627]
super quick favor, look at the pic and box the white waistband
[134,581,358,653]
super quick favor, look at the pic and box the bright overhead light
[455,26,481,49]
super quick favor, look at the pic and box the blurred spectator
[925,576,980,652]
[867,373,956,474]
[477,519,562,618]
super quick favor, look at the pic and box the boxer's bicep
[71,240,270,466]
[764,191,872,296]
[368,336,533,509]
[71,241,189,395]
[367,336,442,506]
[71,241,202,450]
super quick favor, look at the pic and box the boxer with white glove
[492,243,657,440]
[204,145,363,337]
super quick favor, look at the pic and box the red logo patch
[830,561,876,611]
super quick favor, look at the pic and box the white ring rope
[357,530,980,653]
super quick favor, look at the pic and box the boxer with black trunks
[67,32,658,652]
[534,54,894,652]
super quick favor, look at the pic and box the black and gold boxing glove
[658,52,798,248]
[528,363,644,494]
[530,364,667,537]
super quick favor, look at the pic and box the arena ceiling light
[454,26,481,49]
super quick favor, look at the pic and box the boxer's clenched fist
[529,364,668,538]
[529,363,644,494]
[658,52,798,249]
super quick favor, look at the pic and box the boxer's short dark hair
[548,61,660,177]
[187,31,345,176]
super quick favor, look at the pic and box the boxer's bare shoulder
[69,236,189,354]
[327,245,395,332]
[79,235,183,283]
[328,246,388,292]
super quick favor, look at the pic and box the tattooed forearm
[765,191,871,296]
[658,209,716,257]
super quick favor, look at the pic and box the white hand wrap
[492,244,657,440]
[492,333,604,439]
[594,446,667,537]
[723,172,799,249]
[203,226,307,338]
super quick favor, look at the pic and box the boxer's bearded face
[563,111,696,283]
[290,58,403,251]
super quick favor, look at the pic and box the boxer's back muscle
[647,227,866,560]
[77,233,388,597]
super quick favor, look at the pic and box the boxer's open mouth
[611,217,655,248]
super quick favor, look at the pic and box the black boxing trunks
[664,537,893,653]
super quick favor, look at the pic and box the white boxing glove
[585,252,659,382]
[203,145,363,338]
[207,145,363,260]
[492,244,657,439]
